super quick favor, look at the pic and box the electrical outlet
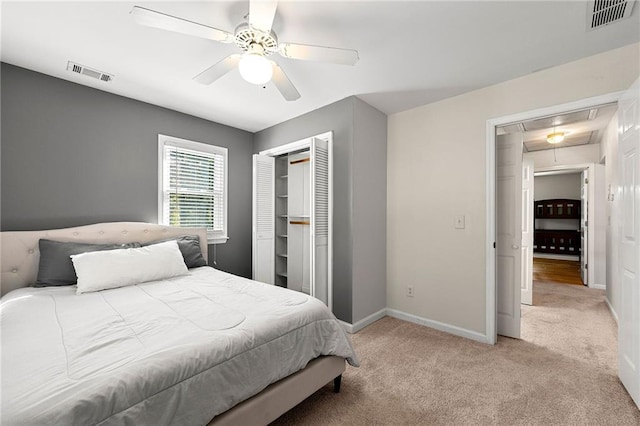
[407,285,414,297]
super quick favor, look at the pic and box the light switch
[454,215,465,229]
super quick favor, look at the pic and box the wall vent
[587,0,635,30]
[66,61,114,83]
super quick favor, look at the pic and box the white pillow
[71,240,189,294]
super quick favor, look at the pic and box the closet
[252,134,332,309]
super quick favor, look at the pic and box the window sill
[208,236,229,244]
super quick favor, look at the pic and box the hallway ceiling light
[547,131,565,144]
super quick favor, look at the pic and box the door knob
[512,244,519,249]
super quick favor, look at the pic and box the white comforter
[0,267,358,425]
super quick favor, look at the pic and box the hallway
[532,257,583,286]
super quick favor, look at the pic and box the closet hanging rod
[289,220,310,225]
[290,158,310,165]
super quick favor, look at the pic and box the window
[158,135,228,243]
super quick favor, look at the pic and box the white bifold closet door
[252,154,275,284]
[251,136,332,310]
[310,137,331,308]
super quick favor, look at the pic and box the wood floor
[533,257,584,285]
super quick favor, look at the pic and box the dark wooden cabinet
[534,199,580,219]
[533,199,581,256]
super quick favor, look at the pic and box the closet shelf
[279,175,288,179]
[277,253,288,258]
[276,273,288,278]
[277,195,288,198]
[278,235,288,238]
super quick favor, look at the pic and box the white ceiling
[2,1,639,133]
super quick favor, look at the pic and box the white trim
[605,297,618,323]
[259,132,334,157]
[486,91,624,345]
[327,134,334,313]
[259,138,310,156]
[531,162,601,288]
[535,164,592,174]
[486,118,497,345]
[386,309,489,344]
[591,284,606,290]
[349,308,387,333]
[534,253,580,261]
[157,134,229,244]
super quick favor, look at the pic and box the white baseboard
[340,308,489,344]
[338,308,387,334]
[605,297,618,323]
[533,253,579,261]
[386,308,488,344]
[590,283,606,290]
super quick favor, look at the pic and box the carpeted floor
[271,282,639,425]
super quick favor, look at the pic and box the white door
[581,170,589,285]
[617,77,640,408]
[521,158,534,306]
[252,154,275,284]
[497,133,523,338]
[310,137,332,309]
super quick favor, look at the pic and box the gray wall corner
[253,96,356,323]
[351,97,388,322]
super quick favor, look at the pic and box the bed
[0,222,358,425]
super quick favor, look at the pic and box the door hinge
[585,263,588,269]
[584,178,589,184]
[493,242,496,249]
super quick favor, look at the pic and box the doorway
[485,90,623,343]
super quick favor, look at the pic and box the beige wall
[387,43,640,335]
[524,144,600,169]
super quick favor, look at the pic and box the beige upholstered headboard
[0,222,208,297]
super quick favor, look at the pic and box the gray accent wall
[352,97,387,322]
[1,63,253,278]
[534,173,582,201]
[254,96,387,324]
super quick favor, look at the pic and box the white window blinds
[159,135,228,243]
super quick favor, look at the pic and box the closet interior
[252,134,332,309]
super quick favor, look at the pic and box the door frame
[533,164,598,288]
[257,131,334,312]
[485,91,623,344]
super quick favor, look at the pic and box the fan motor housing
[234,23,278,55]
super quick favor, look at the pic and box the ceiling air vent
[66,61,114,83]
[587,0,635,30]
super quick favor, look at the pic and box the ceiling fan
[130,1,359,101]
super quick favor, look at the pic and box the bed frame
[0,222,345,425]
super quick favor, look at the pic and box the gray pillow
[143,235,207,269]
[35,240,141,287]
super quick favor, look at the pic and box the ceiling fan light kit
[130,1,359,101]
[238,51,273,85]
[546,131,566,144]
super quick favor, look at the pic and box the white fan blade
[194,55,241,85]
[131,6,234,43]
[249,0,278,33]
[279,43,359,65]
[271,62,300,101]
